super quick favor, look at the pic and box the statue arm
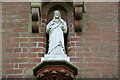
[46,22,51,34]
[62,22,67,34]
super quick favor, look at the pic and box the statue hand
[61,26,65,31]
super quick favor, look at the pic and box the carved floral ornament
[33,61,78,80]
[37,69,74,80]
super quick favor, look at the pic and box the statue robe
[46,20,67,55]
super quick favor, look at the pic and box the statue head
[54,10,61,19]
[51,10,63,22]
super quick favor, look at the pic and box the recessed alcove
[42,2,73,54]
[47,5,68,23]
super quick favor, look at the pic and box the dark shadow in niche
[46,4,68,54]
[64,31,68,54]
[46,33,49,54]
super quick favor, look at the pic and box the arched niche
[47,4,68,54]
[41,2,73,54]
[47,5,68,23]
[41,2,73,24]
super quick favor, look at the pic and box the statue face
[54,10,60,19]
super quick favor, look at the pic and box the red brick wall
[2,2,45,78]
[68,2,118,78]
[2,2,118,78]
[0,1,2,79]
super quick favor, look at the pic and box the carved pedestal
[33,60,78,80]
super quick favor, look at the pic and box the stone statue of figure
[46,10,67,55]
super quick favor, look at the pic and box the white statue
[46,10,67,55]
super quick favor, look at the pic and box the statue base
[33,60,78,80]
[41,54,70,62]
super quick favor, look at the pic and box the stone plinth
[41,54,70,62]
[33,60,78,80]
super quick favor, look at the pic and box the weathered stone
[33,60,78,80]
[46,10,67,56]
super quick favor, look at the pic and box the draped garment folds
[46,20,67,55]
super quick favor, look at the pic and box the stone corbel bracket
[31,3,41,33]
[74,2,85,32]
[33,60,78,80]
